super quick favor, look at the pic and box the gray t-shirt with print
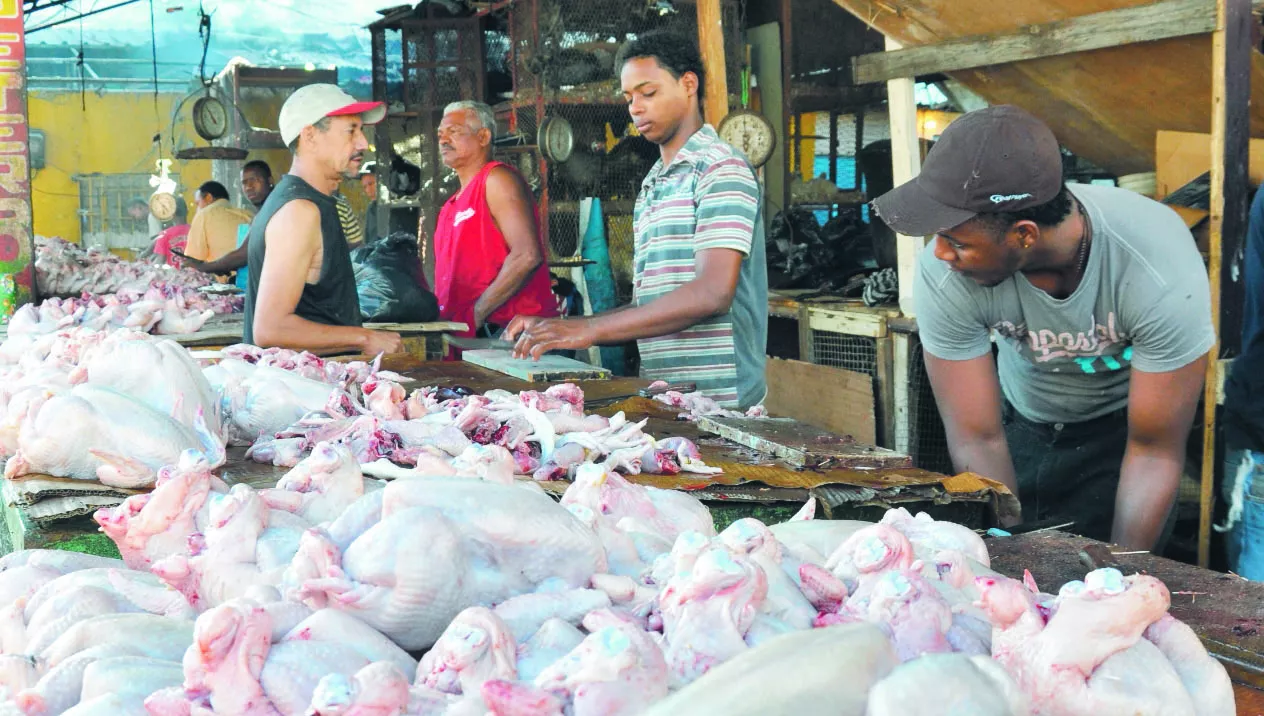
[915,183,1214,425]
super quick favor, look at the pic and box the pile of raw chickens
[0,326,1237,715]
[212,344,723,483]
[24,237,239,337]
[34,237,213,296]
[0,458,1235,715]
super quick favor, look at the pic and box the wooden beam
[851,0,1218,85]
[697,0,729,127]
[780,0,792,214]
[885,36,923,318]
[1200,0,1252,569]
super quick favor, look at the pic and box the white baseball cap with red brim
[279,83,386,147]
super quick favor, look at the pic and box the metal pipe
[27,0,145,34]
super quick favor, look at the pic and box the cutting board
[461,349,611,382]
[694,416,912,470]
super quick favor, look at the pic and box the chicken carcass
[417,607,517,697]
[491,609,668,716]
[288,478,606,651]
[976,568,1230,716]
[93,450,224,570]
[261,442,365,525]
[641,622,897,716]
[72,335,222,436]
[5,386,224,488]
[307,662,412,716]
[866,652,1029,716]
[173,598,375,716]
[152,483,306,609]
[561,464,714,545]
[656,533,768,686]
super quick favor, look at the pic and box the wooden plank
[797,304,815,363]
[829,0,1264,178]
[461,349,611,382]
[875,335,896,450]
[697,0,729,127]
[885,36,924,319]
[852,0,1217,84]
[893,332,914,456]
[1202,0,1253,568]
[363,321,468,334]
[694,416,912,470]
[764,358,876,445]
[1155,131,1264,200]
[806,305,889,338]
[987,530,1264,688]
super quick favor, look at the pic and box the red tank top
[434,161,558,337]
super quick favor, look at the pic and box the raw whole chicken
[157,598,380,715]
[285,478,606,650]
[151,483,307,609]
[866,652,1029,715]
[975,567,1233,716]
[4,386,224,488]
[93,450,225,570]
[261,442,365,525]
[71,335,222,435]
[307,662,412,716]
[641,623,897,716]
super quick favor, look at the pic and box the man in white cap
[243,83,402,355]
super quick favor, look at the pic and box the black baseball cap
[872,105,1064,236]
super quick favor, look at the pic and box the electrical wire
[76,0,84,111]
[197,1,212,87]
[148,0,162,160]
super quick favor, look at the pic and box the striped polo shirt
[633,125,768,408]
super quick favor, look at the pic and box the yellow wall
[29,91,211,242]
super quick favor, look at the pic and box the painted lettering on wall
[0,0,31,316]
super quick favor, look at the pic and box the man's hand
[361,329,404,356]
[506,317,594,360]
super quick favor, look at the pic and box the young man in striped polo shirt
[506,31,768,408]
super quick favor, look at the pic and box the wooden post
[780,0,792,214]
[1200,0,1251,568]
[886,37,923,318]
[697,0,729,127]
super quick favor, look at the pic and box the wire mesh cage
[902,333,954,475]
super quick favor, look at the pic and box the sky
[25,0,401,92]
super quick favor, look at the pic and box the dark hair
[174,196,188,221]
[288,116,334,154]
[975,185,1074,237]
[242,160,272,180]
[196,181,230,201]
[615,30,706,105]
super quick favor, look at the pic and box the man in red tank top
[433,101,558,338]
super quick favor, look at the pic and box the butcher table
[0,358,1005,560]
[157,314,468,360]
[988,530,1264,713]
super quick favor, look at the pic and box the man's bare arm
[924,351,1021,517]
[474,167,546,327]
[1113,356,1206,550]
[187,243,248,275]
[252,200,399,355]
[505,248,742,357]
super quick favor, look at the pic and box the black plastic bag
[352,232,439,323]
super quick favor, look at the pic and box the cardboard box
[1155,130,1264,200]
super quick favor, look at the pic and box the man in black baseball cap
[877,105,1213,551]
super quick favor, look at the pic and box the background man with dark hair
[875,105,1213,550]
[506,30,768,409]
[186,180,252,271]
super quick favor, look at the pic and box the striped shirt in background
[633,125,768,408]
[336,193,365,247]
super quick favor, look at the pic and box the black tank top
[243,174,362,345]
